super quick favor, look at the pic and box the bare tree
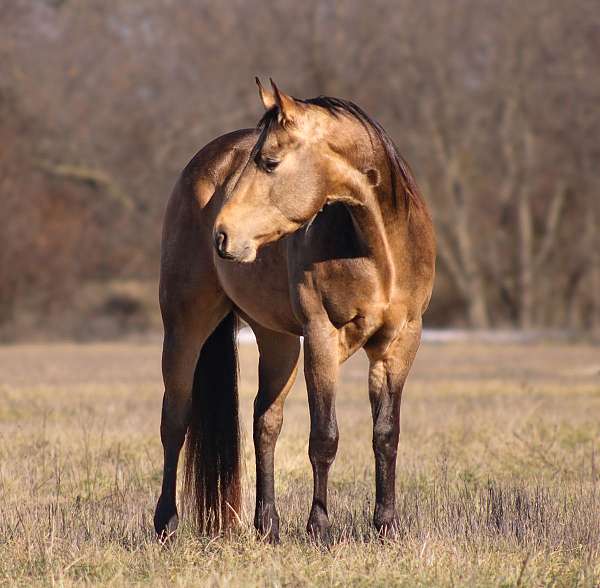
[1,0,599,336]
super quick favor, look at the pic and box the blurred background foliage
[1,0,599,339]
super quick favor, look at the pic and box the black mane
[252,95,423,210]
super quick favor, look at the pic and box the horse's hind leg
[365,320,422,536]
[250,321,301,543]
[154,290,231,540]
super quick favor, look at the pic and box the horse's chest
[293,257,388,350]
[290,209,388,330]
[322,260,384,324]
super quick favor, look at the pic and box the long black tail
[183,312,241,534]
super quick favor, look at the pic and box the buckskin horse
[153,79,435,543]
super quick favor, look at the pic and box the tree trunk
[454,183,490,329]
[518,193,534,329]
[590,205,600,333]
[467,282,491,329]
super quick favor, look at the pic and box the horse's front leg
[366,321,421,536]
[304,322,340,542]
[251,323,301,543]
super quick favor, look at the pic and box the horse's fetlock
[307,503,331,543]
[373,504,399,537]
[254,502,280,542]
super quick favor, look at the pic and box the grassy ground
[0,339,599,586]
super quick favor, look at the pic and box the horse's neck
[347,194,405,301]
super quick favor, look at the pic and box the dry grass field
[0,338,599,586]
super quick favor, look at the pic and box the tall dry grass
[0,341,598,585]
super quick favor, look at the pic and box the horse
[153,79,435,543]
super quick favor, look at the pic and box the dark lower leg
[252,328,300,542]
[154,393,190,538]
[307,417,338,540]
[304,326,339,542]
[369,361,403,535]
[367,325,421,536]
[372,390,401,534]
[254,404,283,540]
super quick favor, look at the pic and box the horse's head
[214,79,364,262]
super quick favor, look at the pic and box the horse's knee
[309,425,339,467]
[373,421,399,461]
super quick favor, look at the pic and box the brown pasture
[0,339,598,585]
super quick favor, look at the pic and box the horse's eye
[262,158,279,173]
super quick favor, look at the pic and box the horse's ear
[256,77,276,110]
[269,79,298,125]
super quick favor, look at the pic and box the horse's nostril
[215,230,228,256]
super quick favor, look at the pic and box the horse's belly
[215,239,303,336]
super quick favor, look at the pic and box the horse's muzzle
[213,228,256,262]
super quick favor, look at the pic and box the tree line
[1,0,598,338]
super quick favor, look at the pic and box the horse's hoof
[154,500,179,543]
[374,508,400,539]
[254,504,280,544]
[307,506,331,544]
